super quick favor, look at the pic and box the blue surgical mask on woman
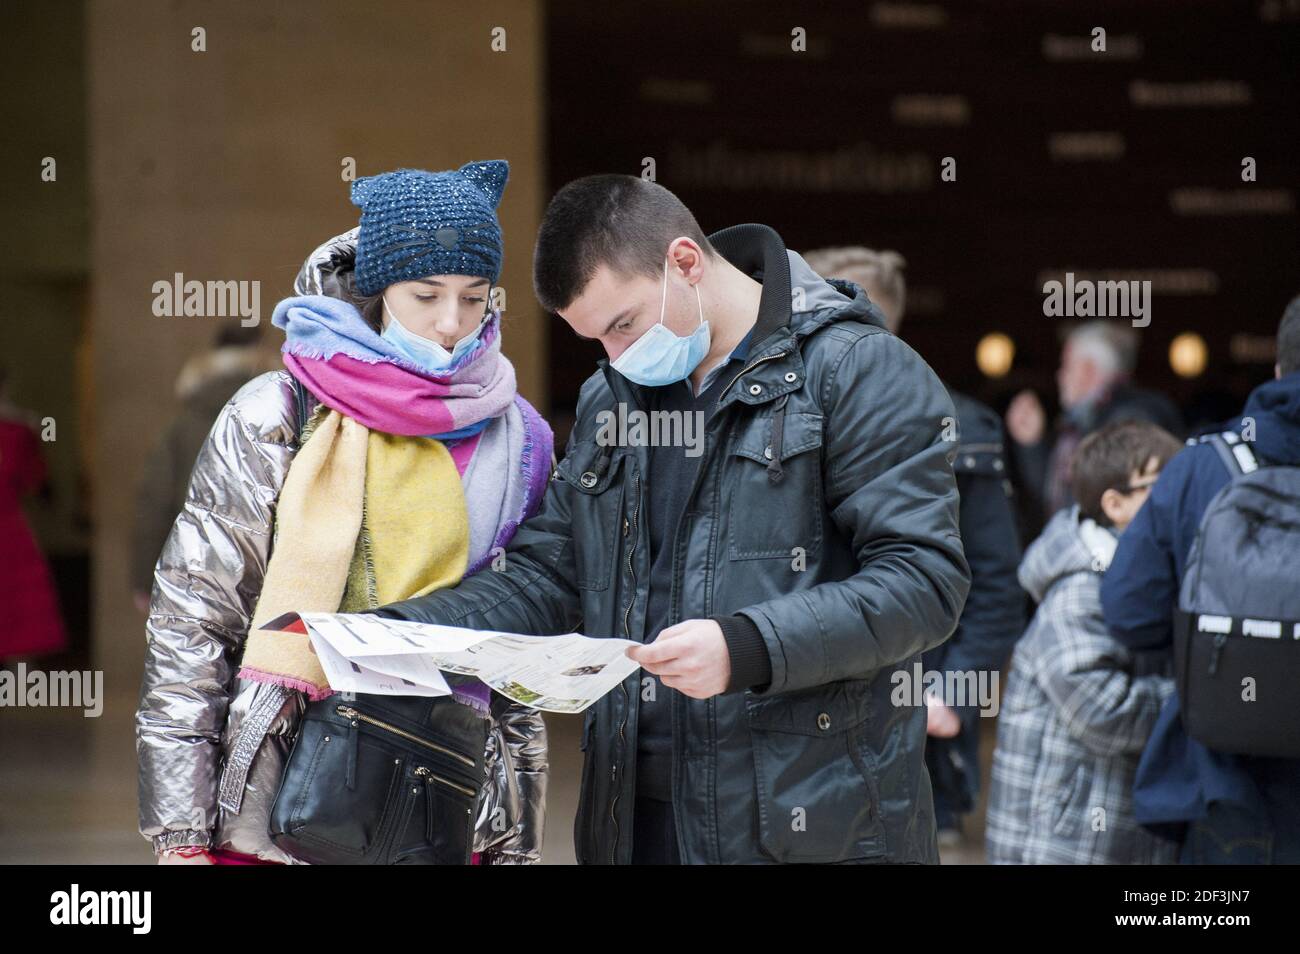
[610,256,710,387]
[381,294,487,371]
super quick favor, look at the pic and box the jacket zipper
[611,471,641,863]
[719,349,789,409]
[641,345,782,863]
[336,704,476,768]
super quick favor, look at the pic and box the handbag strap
[218,379,318,815]
[218,682,295,814]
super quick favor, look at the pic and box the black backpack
[1175,430,1300,758]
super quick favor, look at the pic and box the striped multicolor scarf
[236,295,552,707]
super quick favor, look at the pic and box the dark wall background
[544,0,1300,428]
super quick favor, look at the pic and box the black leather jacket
[376,224,971,863]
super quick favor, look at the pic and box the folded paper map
[263,612,642,713]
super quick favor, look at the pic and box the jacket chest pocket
[727,410,824,561]
[555,439,629,591]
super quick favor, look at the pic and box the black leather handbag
[268,691,489,864]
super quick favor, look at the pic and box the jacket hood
[705,224,887,357]
[786,247,887,335]
[1235,371,1300,465]
[294,227,363,303]
[1018,504,1118,602]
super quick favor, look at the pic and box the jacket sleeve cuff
[151,829,212,854]
[712,613,772,694]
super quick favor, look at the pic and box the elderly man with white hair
[1006,320,1183,533]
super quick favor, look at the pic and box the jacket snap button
[993,458,1004,471]
[748,383,763,395]
[763,446,773,460]
[783,371,797,383]
[964,456,976,468]
[817,712,831,731]
[580,471,598,488]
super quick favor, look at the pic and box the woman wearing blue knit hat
[137,161,556,865]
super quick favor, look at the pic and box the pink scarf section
[281,336,518,439]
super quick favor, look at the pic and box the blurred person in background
[1006,321,1183,538]
[804,246,1024,846]
[0,364,68,665]
[130,324,274,612]
[1101,295,1300,863]
[986,420,1183,864]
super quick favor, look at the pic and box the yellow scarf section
[239,408,469,694]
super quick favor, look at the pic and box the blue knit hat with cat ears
[350,160,508,296]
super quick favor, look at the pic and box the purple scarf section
[272,294,555,712]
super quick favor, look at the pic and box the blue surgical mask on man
[610,256,710,387]
[381,294,486,371]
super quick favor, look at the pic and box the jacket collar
[705,223,793,355]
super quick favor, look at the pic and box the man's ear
[1277,362,1283,380]
[1098,489,1124,526]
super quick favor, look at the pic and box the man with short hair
[374,175,971,864]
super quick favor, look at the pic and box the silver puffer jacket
[135,231,548,863]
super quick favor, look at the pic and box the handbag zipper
[336,704,476,768]
[414,765,475,855]
[414,764,477,798]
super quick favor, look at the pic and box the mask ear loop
[659,256,669,326]
[662,255,705,330]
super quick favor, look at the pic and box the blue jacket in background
[1100,371,1300,838]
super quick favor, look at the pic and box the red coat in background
[0,416,67,659]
